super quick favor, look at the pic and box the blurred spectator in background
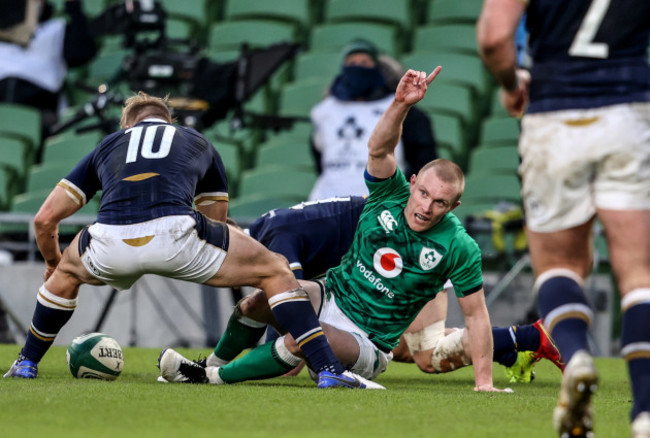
[0,0,97,141]
[308,39,437,201]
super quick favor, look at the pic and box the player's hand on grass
[474,385,514,393]
[282,360,306,377]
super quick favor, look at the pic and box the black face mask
[330,65,387,101]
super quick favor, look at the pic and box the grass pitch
[0,345,631,438]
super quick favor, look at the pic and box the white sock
[206,352,229,367]
[205,366,225,385]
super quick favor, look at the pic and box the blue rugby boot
[4,359,38,378]
[317,370,385,389]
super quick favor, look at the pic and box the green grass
[0,345,631,438]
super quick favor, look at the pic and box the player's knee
[261,248,293,279]
[349,336,391,380]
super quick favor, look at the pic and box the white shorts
[317,288,392,380]
[79,215,228,290]
[519,102,650,232]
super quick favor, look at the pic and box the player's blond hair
[418,159,465,202]
[120,92,173,129]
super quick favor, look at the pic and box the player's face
[404,169,460,232]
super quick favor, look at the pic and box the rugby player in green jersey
[159,68,509,392]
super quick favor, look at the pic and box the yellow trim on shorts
[563,117,600,127]
[122,235,155,246]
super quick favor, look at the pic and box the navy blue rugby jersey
[526,0,650,113]
[248,196,366,279]
[59,118,229,224]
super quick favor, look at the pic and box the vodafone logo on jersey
[373,248,403,278]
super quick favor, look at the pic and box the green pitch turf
[0,345,631,438]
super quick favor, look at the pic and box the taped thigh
[430,328,472,373]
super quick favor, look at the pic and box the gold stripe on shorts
[563,117,599,127]
[122,235,155,246]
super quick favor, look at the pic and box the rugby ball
[66,332,124,380]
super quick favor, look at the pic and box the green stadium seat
[3,189,98,234]
[255,140,314,170]
[478,117,521,147]
[413,24,479,56]
[0,136,31,180]
[166,18,198,42]
[324,0,411,50]
[51,0,106,18]
[417,82,477,134]
[238,165,316,199]
[213,142,242,195]
[293,51,341,82]
[278,79,328,118]
[427,0,484,25]
[0,168,13,210]
[224,0,312,37]
[401,51,493,108]
[467,145,520,176]
[428,111,468,168]
[87,49,130,84]
[453,200,501,224]
[42,133,101,166]
[0,103,42,155]
[228,193,303,224]
[309,22,399,57]
[489,88,513,118]
[262,121,313,149]
[159,0,210,39]
[207,20,298,52]
[202,115,261,168]
[25,162,76,193]
[462,174,522,204]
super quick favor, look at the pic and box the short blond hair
[418,159,465,202]
[120,92,173,129]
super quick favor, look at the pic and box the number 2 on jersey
[569,0,610,59]
[125,125,176,163]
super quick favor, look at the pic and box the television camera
[52,0,301,136]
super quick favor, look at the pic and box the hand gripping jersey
[325,169,483,351]
[58,119,229,225]
[526,0,650,113]
[248,196,367,279]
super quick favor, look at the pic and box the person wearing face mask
[308,39,437,201]
[0,0,97,144]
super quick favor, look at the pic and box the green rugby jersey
[326,168,483,351]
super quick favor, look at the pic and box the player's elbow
[477,19,512,55]
[34,209,58,235]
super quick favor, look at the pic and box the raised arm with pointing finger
[367,68,441,179]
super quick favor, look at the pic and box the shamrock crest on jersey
[419,247,442,270]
